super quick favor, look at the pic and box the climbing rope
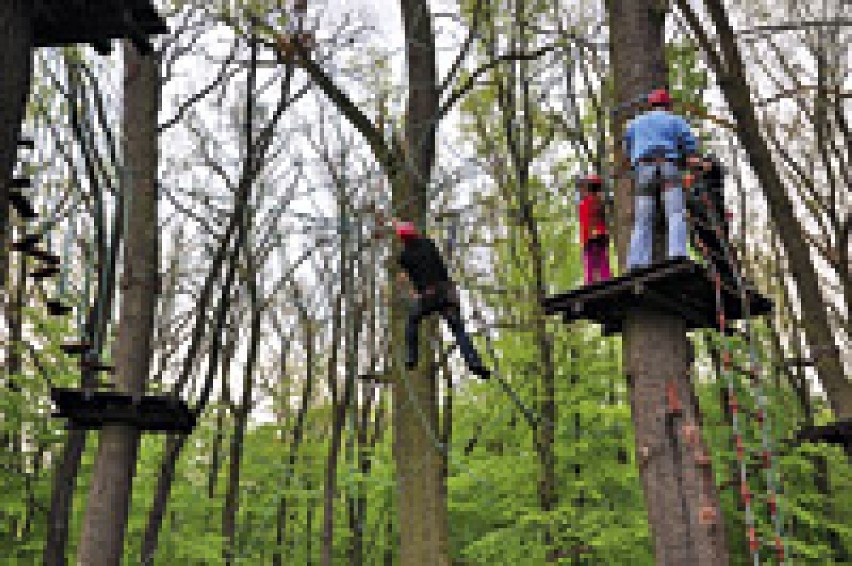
[687,164,786,564]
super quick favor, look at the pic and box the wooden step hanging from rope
[60,341,93,356]
[17,138,35,150]
[51,387,196,433]
[541,257,772,335]
[80,358,115,373]
[30,265,60,280]
[11,234,41,252]
[22,246,61,265]
[9,190,37,220]
[9,177,31,190]
[358,372,393,386]
[46,299,73,316]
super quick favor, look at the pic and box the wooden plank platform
[541,258,772,334]
[51,387,196,433]
[31,1,168,49]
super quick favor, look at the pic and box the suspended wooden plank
[51,387,196,433]
[8,190,37,219]
[46,299,73,316]
[80,359,115,373]
[30,265,60,280]
[542,258,772,335]
[61,341,93,355]
[358,372,393,386]
[17,138,35,150]
[22,246,61,265]
[31,0,168,53]
[9,177,31,189]
[11,234,41,252]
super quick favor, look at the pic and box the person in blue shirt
[623,88,701,269]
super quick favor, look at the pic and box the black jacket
[398,237,450,292]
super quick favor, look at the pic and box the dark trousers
[405,285,484,372]
[687,197,737,289]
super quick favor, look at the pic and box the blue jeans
[627,162,688,269]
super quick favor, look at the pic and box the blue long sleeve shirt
[624,110,697,165]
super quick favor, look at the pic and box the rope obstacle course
[6,0,195,434]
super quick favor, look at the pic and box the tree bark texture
[0,0,32,288]
[77,42,160,566]
[624,308,729,565]
[607,1,730,564]
[392,1,449,565]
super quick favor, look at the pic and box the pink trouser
[583,239,612,284]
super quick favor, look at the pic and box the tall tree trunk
[43,428,86,566]
[290,1,445,561]
[689,0,851,419]
[208,406,225,498]
[221,295,261,564]
[77,41,160,566]
[0,0,32,288]
[392,1,448,565]
[607,1,729,564]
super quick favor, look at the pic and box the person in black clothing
[394,221,490,379]
[687,155,738,288]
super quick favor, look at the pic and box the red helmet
[582,174,602,186]
[647,88,672,107]
[395,221,418,240]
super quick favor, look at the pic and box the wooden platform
[31,1,168,50]
[541,258,773,334]
[51,387,196,433]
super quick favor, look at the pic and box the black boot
[470,365,491,380]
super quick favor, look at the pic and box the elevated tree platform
[542,258,772,334]
[30,0,168,51]
[51,387,196,433]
